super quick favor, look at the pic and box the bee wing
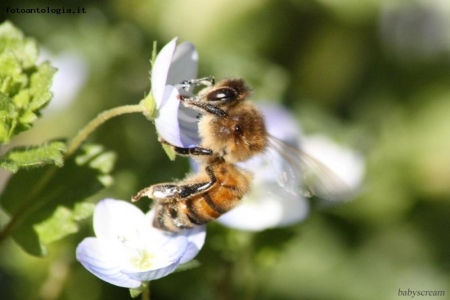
[267,135,352,201]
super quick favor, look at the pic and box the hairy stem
[66,104,147,157]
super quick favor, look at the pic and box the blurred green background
[1,0,450,299]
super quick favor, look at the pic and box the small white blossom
[151,38,201,148]
[302,134,365,192]
[76,199,205,288]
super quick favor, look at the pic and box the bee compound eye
[207,88,237,102]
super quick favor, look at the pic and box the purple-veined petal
[93,199,145,240]
[154,85,183,147]
[124,261,181,281]
[166,42,198,86]
[76,238,141,288]
[178,226,206,264]
[178,105,202,147]
[151,38,200,148]
[152,38,178,108]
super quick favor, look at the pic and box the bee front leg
[132,166,217,202]
[179,76,215,91]
[158,137,212,157]
[178,95,227,117]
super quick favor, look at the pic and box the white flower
[217,104,309,231]
[151,38,201,148]
[76,199,205,288]
[301,134,365,192]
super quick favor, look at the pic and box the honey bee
[133,77,349,232]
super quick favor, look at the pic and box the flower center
[117,233,156,270]
[130,249,155,270]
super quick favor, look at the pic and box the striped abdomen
[153,163,251,232]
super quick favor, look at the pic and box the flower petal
[93,199,145,240]
[76,238,141,288]
[166,42,198,86]
[178,105,202,147]
[154,85,184,147]
[218,180,309,231]
[141,210,204,265]
[151,38,178,108]
[302,135,365,190]
[124,262,180,281]
[178,226,206,264]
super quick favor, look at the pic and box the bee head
[201,78,251,108]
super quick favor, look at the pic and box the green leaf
[0,144,116,256]
[72,202,96,221]
[0,21,38,69]
[29,62,56,111]
[34,206,78,244]
[34,202,95,244]
[0,141,66,173]
[0,21,56,143]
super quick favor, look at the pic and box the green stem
[66,104,147,157]
[141,281,151,300]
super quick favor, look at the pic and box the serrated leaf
[0,21,55,142]
[34,202,94,244]
[0,159,18,173]
[0,141,66,172]
[34,206,78,244]
[29,62,56,111]
[0,144,116,256]
[18,110,37,124]
[0,51,21,82]
[72,202,95,221]
[13,89,30,108]
[0,21,38,69]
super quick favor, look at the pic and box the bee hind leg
[132,183,179,203]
